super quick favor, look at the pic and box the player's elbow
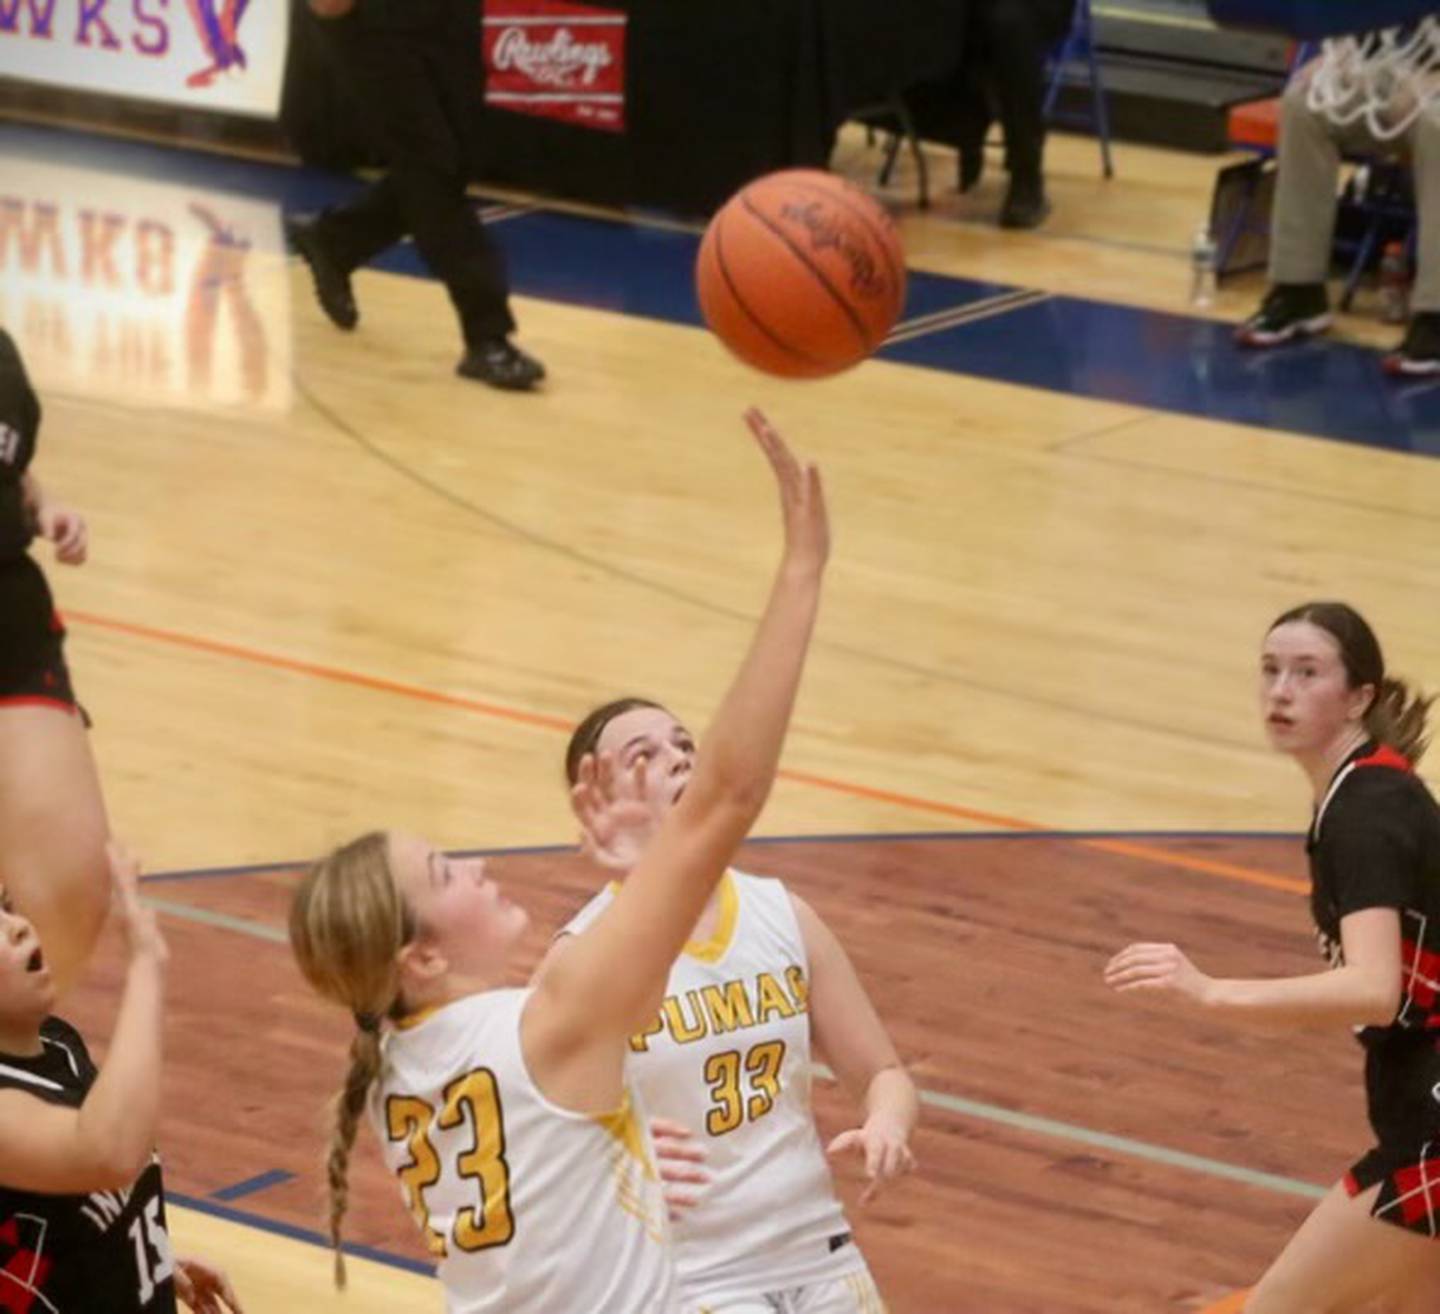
[95,1141,151,1192]
[75,1126,151,1193]
[1356,969,1403,1028]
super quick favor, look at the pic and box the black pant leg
[976,0,1051,181]
[316,4,515,345]
[424,0,515,343]
[315,173,408,272]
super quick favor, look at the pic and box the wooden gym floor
[4,116,1440,1311]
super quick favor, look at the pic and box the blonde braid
[288,832,409,1289]
[326,1024,384,1289]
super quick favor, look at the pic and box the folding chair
[1043,0,1115,178]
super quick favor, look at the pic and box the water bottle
[1190,224,1219,309]
[1379,240,1410,325]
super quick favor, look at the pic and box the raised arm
[0,844,167,1193]
[529,410,828,1061]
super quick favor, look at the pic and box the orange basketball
[696,170,907,379]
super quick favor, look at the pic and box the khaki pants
[1270,72,1440,311]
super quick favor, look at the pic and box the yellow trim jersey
[564,871,865,1306]
[369,988,677,1313]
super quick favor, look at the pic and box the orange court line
[67,609,574,735]
[67,609,1308,896]
[1084,837,1308,896]
[1199,1291,1250,1314]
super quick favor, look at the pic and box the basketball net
[1305,14,1440,141]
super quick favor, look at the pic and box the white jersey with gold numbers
[564,871,865,1307]
[369,988,677,1314]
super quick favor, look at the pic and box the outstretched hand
[175,1256,244,1313]
[107,842,167,966]
[35,500,87,566]
[827,1116,916,1206]
[571,750,668,873]
[1103,942,1213,1005]
[745,408,828,576]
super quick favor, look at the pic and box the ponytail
[288,831,409,1289]
[1366,676,1434,764]
[326,1023,385,1289]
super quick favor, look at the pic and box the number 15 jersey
[369,988,677,1314]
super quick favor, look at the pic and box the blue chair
[1043,0,1114,179]
[1334,162,1417,311]
[1208,0,1435,39]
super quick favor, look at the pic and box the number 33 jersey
[0,1018,176,1313]
[369,988,677,1314]
[564,872,861,1306]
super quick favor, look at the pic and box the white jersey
[370,987,678,1314]
[564,871,863,1305]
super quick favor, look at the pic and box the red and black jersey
[0,329,40,563]
[1307,742,1440,1045]
[0,1019,176,1313]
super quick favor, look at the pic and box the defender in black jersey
[0,328,108,997]
[1107,602,1440,1311]
[0,849,241,1313]
[0,1018,178,1313]
[1307,742,1440,1232]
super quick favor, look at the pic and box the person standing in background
[287,0,545,391]
[955,0,1074,229]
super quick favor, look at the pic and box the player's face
[0,887,55,1022]
[1259,621,1371,755]
[593,707,695,812]
[388,833,530,977]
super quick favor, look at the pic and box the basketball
[695,170,907,379]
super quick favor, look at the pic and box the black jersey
[1307,742,1440,1047]
[0,329,40,562]
[0,1019,176,1313]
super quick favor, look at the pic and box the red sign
[482,0,627,134]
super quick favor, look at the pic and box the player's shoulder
[728,868,814,946]
[1332,755,1433,815]
[0,1017,89,1101]
[39,1016,89,1063]
[558,881,620,939]
[729,866,789,900]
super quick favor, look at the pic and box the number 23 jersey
[564,871,861,1305]
[369,988,677,1314]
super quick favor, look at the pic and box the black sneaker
[1383,312,1440,376]
[456,339,546,391]
[284,215,358,331]
[999,174,1050,230]
[1235,283,1331,347]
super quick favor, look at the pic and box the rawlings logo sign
[483,0,626,133]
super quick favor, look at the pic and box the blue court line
[168,1190,434,1279]
[209,1169,296,1203]
[7,119,1438,456]
[135,827,1305,883]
